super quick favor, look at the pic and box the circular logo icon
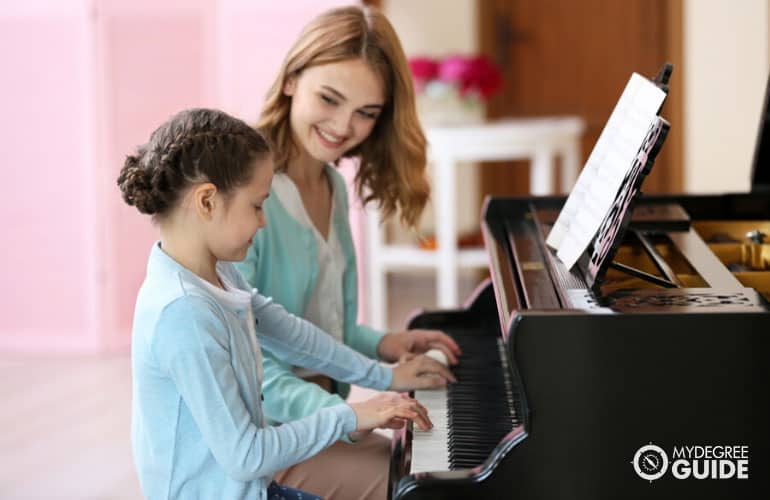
[633,444,669,481]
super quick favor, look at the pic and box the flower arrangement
[409,55,504,102]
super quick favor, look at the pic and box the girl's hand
[376,329,462,364]
[349,392,432,431]
[347,429,373,442]
[390,354,456,391]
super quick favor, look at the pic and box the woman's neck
[159,222,221,289]
[285,148,327,189]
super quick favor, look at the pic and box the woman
[236,7,460,499]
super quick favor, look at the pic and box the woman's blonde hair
[258,6,428,227]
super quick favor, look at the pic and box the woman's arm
[261,349,346,423]
[347,322,386,360]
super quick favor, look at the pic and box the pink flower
[461,56,503,99]
[409,55,503,100]
[436,55,469,82]
[408,57,439,89]
[409,55,503,101]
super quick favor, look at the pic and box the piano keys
[410,331,518,474]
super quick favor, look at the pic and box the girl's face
[208,157,273,262]
[284,58,386,164]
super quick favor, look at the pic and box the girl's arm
[249,290,455,391]
[222,261,390,389]
[248,290,392,391]
[153,296,356,480]
[224,263,454,391]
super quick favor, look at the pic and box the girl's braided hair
[117,108,270,216]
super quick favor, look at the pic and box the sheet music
[546,73,666,269]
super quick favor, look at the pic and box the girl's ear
[283,74,298,96]
[193,183,218,220]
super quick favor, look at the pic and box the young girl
[235,6,461,499]
[119,108,450,500]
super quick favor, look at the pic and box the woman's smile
[314,126,346,148]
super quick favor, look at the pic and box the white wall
[385,0,477,54]
[684,0,769,193]
[383,0,480,238]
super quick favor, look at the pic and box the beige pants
[273,431,390,500]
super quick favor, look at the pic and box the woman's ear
[193,183,218,220]
[283,74,297,96]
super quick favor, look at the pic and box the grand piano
[389,67,770,499]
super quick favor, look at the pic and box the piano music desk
[365,117,586,329]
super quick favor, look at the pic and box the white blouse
[196,267,264,387]
[271,172,347,377]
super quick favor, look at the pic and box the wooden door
[479,0,683,198]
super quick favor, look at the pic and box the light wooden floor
[0,355,141,500]
[0,273,482,499]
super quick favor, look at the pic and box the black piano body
[390,192,770,500]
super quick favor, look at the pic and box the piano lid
[751,71,770,192]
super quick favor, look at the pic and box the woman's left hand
[377,329,462,364]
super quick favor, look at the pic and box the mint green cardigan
[235,166,386,425]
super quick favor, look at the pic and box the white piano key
[410,388,450,473]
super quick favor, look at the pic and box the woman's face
[284,58,386,164]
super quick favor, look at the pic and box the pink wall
[0,0,352,354]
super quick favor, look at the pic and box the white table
[365,117,586,330]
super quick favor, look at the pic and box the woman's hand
[349,392,432,431]
[390,354,456,391]
[376,329,462,364]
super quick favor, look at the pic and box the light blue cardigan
[235,166,386,425]
[131,242,392,500]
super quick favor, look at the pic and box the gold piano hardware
[521,261,545,271]
[695,221,770,272]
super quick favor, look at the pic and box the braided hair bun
[117,152,165,214]
[117,108,270,217]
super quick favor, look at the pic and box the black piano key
[415,331,522,471]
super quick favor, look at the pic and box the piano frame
[390,193,770,499]
[389,70,770,499]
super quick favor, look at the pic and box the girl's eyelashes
[254,205,263,212]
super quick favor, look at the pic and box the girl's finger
[425,330,462,355]
[413,400,430,418]
[397,402,432,431]
[383,417,407,429]
[410,409,432,431]
[428,343,458,365]
[411,403,433,429]
[416,374,447,390]
[387,407,416,425]
[419,357,456,383]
